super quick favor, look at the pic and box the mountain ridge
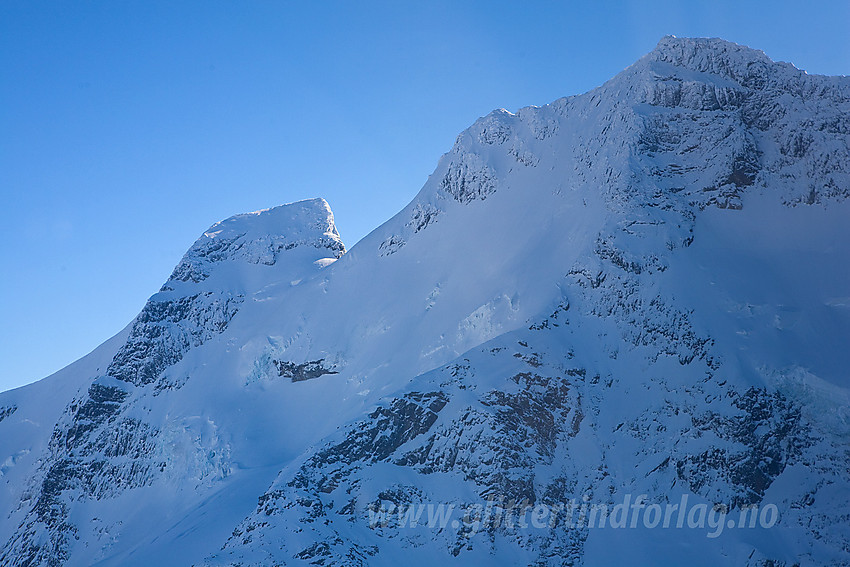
[2,37,849,566]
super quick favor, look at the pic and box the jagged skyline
[2,1,849,391]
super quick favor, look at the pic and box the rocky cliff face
[0,199,345,567]
[1,38,849,567]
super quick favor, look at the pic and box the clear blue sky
[1,0,848,392]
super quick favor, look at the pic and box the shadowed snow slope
[1,37,849,566]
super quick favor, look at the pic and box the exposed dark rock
[676,388,806,507]
[440,157,497,204]
[274,359,339,383]
[0,404,17,423]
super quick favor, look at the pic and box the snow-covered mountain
[2,36,849,566]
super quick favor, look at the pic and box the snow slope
[1,37,849,566]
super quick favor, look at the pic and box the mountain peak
[165,197,345,288]
[206,198,337,237]
[643,35,794,86]
[650,35,771,64]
